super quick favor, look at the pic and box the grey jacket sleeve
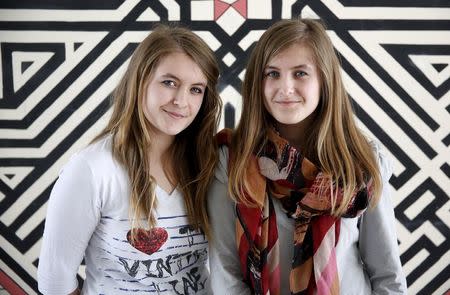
[359,143,408,294]
[208,146,251,295]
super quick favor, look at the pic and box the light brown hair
[229,18,382,215]
[95,24,222,237]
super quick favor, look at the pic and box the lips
[275,100,299,103]
[274,100,301,106]
[273,95,304,105]
[163,109,186,118]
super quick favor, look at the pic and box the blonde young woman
[38,25,221,294]
[208,19,407,294]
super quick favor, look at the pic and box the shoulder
[76,135,113,160]
[368,139,393,182]
[63,135,117,177]
[213,128,232,183]
[214,145,229,183]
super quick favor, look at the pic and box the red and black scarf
[218,128,372,295]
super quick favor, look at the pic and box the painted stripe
[0,270,27,295]
[0,1,139,22]
[322,0,450,19]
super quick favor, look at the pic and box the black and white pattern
[0,1,449,294]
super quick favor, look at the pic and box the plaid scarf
[218,128,372,295]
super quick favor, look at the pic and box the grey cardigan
[207,143,407,294]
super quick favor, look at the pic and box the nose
[172,89,189,107]
[280,75,295,95]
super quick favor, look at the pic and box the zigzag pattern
[0,0,449,294]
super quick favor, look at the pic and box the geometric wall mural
[0,0,449,294]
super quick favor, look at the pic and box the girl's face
[263,42,321,128]
[143,51,207,141]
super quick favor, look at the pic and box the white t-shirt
[38,136,210,295]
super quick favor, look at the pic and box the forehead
[267,42,316,66]
[153,51,207,83]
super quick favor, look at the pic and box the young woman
[38,25,222,294]
[208,19,407,294]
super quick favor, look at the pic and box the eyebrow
[161,73,207,87]
[264,64,313,70]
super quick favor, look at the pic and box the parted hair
[94,24,222,238]
[229,18,382,215]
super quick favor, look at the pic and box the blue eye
[162,80,176,87]
[295,71,307,77]
[265,71,280,78]
[191,87,203,94]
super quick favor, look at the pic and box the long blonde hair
[229,18,381,215]
[94,25,222,237]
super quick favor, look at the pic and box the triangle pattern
[301,5,320,19]
[409,55,450,88]
[1,33,106,106]
[381,44,450,99]
[0,167,34,189]
[12,51,55,92]
[4,174,15,179]
[137,7,160,21]
[74,42,83,51]
[21,61,33,74]
[215,0,231,20]
[432,63,447,73]
[232,0,247,18]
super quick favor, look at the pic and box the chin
[274,118,302,125]
[170,125,192,136]
[167,129,185,136]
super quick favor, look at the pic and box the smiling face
[143,51,207,142]
[263,42,321,129]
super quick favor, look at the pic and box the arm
[359,144,408,294]
[208,146,251,295]
[37,153,100,295]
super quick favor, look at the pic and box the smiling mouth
[164,110,186,118]
[275,100,300,105]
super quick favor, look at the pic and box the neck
[148,130,175,173]
[150,131,174,158]
[276,124,306,151]
[148,132,177,194]
[275,116,314,151]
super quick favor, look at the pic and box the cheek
[192,96,204,114]
[143,84,156,112]
[262,81,272,104]
[262,80,270,97]
[262,95,273,117]
[313,76,322,96]
[142,94,151,119]
[260,85,270,114]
